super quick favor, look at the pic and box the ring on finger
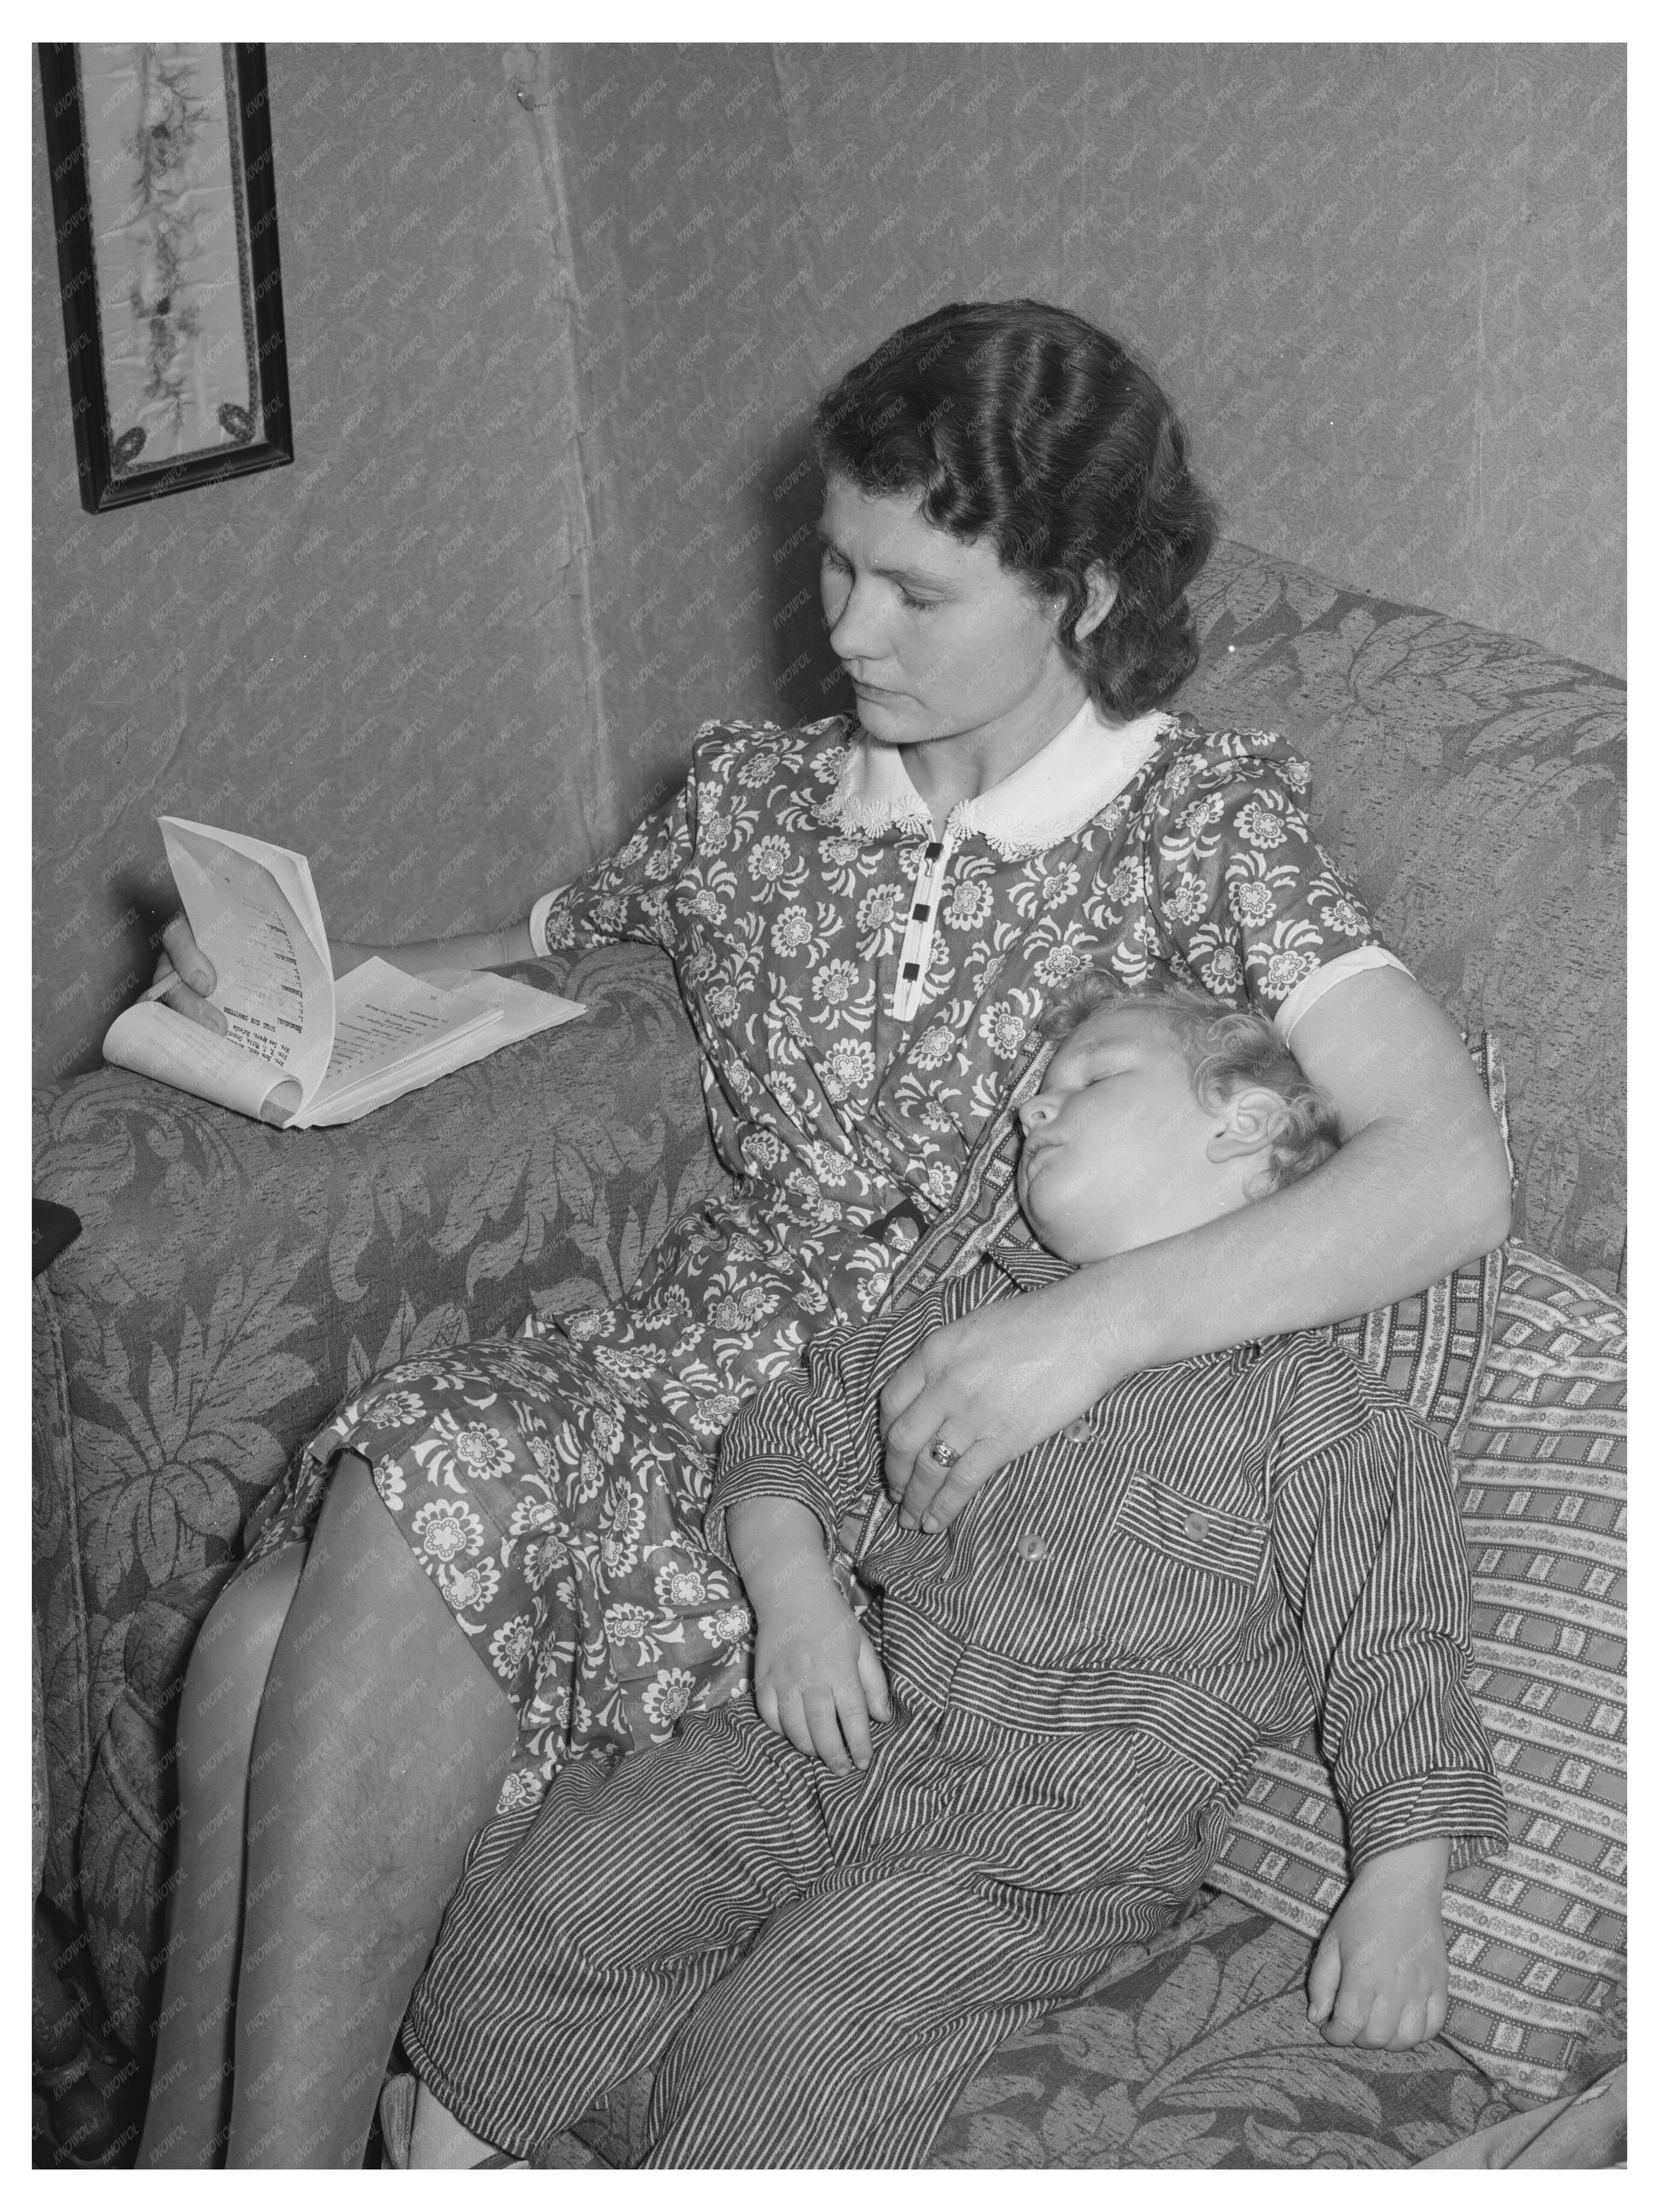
[925,1433,961,1470]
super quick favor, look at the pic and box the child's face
[1016,1007,1232,1263]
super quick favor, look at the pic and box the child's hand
[753,1581,890,1774]
[1307,1835,1452,2049]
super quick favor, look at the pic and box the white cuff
[1274,944,1412,1043]
[526,887,568,956]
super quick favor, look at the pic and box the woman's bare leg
[138,1543,305,2169]
[226,1453,519,2168]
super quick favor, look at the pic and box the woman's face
[816,475,1088,761]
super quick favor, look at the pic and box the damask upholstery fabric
[1183,543,1625,1292]
[32,1282,87,1912]
[923,1893,1627,2170]
[929,1893,1520,2168]
[1414,2060,1625,2168]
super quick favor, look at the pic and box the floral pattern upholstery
[1183,543,1625,1292]
[31,540,1625,2165]
[925,1894,1627,2170]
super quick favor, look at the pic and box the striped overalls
[401,1245,1506,2166]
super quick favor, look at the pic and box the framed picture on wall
[39,42,293,513]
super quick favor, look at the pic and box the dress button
[1014,1532,1051,1564]
[1061,1417,1095,1445]
[1184,1510,1210,1544]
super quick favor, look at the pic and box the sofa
[32,537,1626,2168]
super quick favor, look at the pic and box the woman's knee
[261,1446,516,1772]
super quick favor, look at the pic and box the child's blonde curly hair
[1041,972,1340,1200]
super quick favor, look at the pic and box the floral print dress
[248,705,1389,1813]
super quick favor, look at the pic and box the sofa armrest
[31,941,727,1849]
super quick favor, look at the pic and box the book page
[161,816,330,958]
[422,967,587,1044]
[103,1003,305,1123]
[159,818,335,1104]
[322,959,499,1082]
[292,960,500,1126]
[294,962,585,1127]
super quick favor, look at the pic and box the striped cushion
[1209,1243,1627,2101]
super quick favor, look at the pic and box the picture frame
[40,42,293,513]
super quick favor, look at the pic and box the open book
[102,818,584,1126]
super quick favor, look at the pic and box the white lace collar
[823,698,1172,854]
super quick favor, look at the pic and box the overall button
[1061,1417,1096,1444]
[1014,1531,1051,1564]
[1183,1510,1211,1544]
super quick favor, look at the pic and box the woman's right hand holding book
[150,913,227,1033]
[149,911,539,1031]
[152,912,359,1028]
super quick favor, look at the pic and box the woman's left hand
[880,1272,1118,1530]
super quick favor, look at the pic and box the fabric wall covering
[32,42,1624,1082]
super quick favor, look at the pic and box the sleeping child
[391,976,1508,2168]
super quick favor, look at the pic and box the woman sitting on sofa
[137,297,1512,2168]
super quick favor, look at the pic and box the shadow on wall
[98,886,178,1041]
[754,421,848,723]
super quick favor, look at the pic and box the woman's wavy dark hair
[813,300,1220,718]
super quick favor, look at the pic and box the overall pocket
[1115,1471,1269,1586]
